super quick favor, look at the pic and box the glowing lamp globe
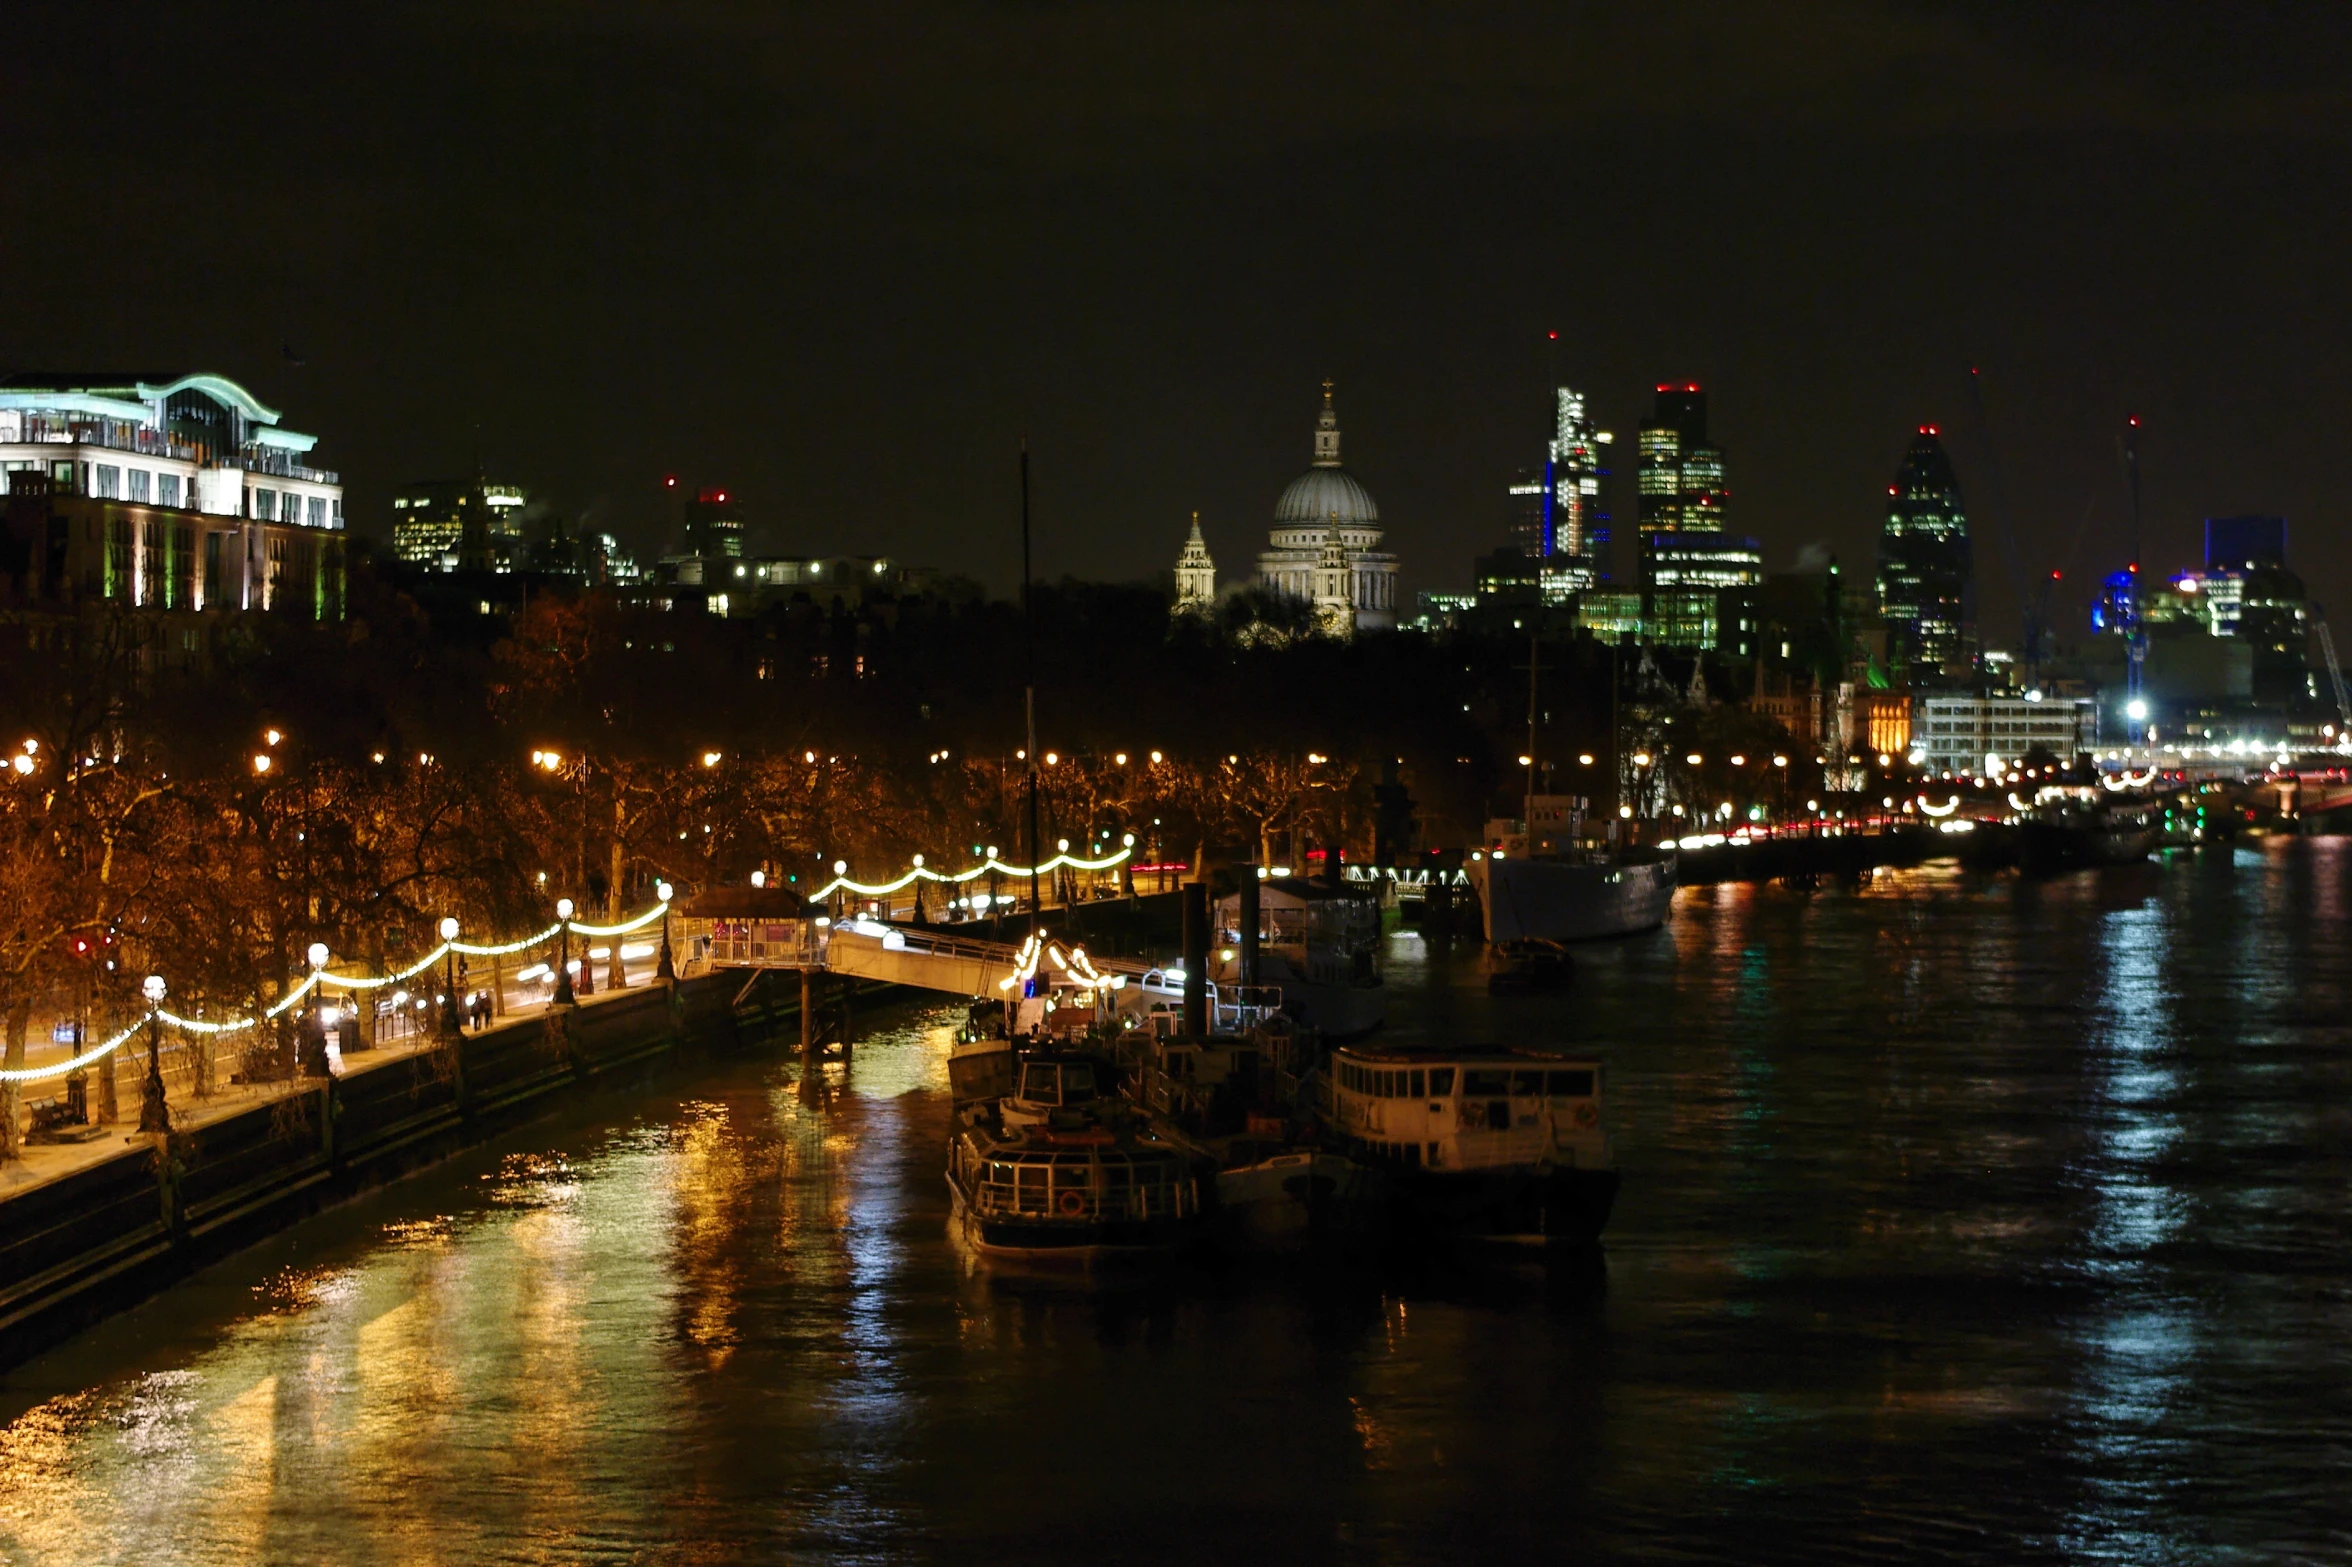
[307,942,329,970]
[556,898,575,920]
[142,974,165,1004]
[656,881,674,903]
[439,917,460,942]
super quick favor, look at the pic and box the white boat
[1212,876,1385,1038]
[1321,1043,1619,1245]
[1469,849,1676,943]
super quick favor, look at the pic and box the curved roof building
[1255,382,1398,633]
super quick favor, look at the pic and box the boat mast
[1524,626,1540,851]
[1022,440,1042,918]
[2123,415,2146,737]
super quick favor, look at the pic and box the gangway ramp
[688,916,1159,999]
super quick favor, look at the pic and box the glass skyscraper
[1636,385,1727,535]
[1875,426,1972,672]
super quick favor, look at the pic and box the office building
[1910,694,2088,773]
[1506,386,1610,595]
[1875,426,1972,672]
[1635,385,1728,535]
[392,476,528,570]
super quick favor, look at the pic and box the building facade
[1876,426,1972,674]
[1636,385,1728,535]
[0,372,345,620]
[1255,383,1399,634]
[392,476,528,570]
[1909,694,2087,773]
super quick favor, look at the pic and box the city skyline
[5,4,2348,637]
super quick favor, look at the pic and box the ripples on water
[3,844,2350,1564]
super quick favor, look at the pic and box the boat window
[1547,1069,1596,1097]
[1063,1065,1097,1103]
[1428,1068,1455,1096]
[1409,1069,1426,1099]
[1019,1064,1060,1105]
[1383,1071,1400,1097]
[1462,1069,1510,1096]
[1403,1142,1421,1166]
[1053,1164,1090,1188]
[1341,1064,1357,1092]
[1425,1142,1440,1166]
[1512,1070,1547,1096]
[1103,1165,1130,1188]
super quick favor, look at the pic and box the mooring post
[1182,880,1209,1036]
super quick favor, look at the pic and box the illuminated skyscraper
[1506,386,1611,595]
[1875,426,1972,671]
[1635,384,1727,535]
[681,486,746,560]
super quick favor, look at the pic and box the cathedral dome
[1274,465,1380,529]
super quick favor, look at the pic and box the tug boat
[1322,1044,1618,1247]
[945,1051,1206,1273]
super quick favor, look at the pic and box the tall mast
[1022,441,1041,917]
[1524,627,1540,850]
[2124,416,2146,728]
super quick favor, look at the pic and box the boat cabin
[1325,1045,1606,1174]
[949,1135,1201,1225]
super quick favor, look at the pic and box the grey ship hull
[1472,855,1676,943]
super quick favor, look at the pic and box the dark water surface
[5,845,2350,1564]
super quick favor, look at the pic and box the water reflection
[4,848,2350,1562]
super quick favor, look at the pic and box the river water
[3,844,2349,1564]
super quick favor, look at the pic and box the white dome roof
[1274,466,1380,528]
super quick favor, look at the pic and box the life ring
[1573,1102,1599,1129]
[1056,1188,1088,1218]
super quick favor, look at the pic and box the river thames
[3,844,2348,1564]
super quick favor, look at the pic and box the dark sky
[10,2,2352,639]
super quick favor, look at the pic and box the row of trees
[0,561,1848,1154]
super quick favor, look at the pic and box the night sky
[11,2,2351,637]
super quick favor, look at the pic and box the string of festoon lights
[808,844,1132,902]
[0,901,673,1086]
[3,845,1139,1086]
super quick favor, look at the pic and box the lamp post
[138,974,169,1133]
[553,898,577,1006]
[302,943,332,1080]
[440,917,463,1039]
[655,881,676,981]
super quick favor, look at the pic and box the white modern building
[1909,694,2091,773]
[1254,382,1399,634]
[0,372,345,617]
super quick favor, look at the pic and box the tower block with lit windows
[1875,426,1973,677]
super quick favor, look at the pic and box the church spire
[1312,378,1342,468]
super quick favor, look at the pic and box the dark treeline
[0,559,1828,1149]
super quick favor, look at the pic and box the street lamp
[655,881,676,981]
[553,898,577,1006]
[440,917,462,1039]
[139,974,168,1134]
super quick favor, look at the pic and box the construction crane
[2318,616,2352,743]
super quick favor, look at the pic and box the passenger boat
[945,1052,1207,1273]
[1211,875,1385,1038]
[1321,1044,1618,1246]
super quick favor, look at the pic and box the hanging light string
[816,847,1130,901]
[8,848,1125,1084]
[0,900,673,1084]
